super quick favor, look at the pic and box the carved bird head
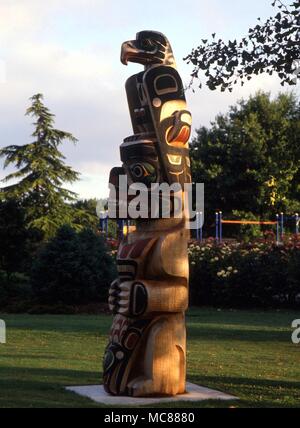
[121,31,176,68]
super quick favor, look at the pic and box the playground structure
[214,212,299,244]
[100,211,299,244]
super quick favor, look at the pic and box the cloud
[0,0,296,199]
[186,73,288,132]
[68,161,112,199]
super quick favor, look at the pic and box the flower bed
[189,237,300,308]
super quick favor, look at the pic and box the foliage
[0,271,32,308]
[191,92,300,225]
[0,200,28,278]
[185,0,300,91]
[72,199,100,230]
[230,210,264,241]
[0,94,88,239]
[189,237,300,308]
[30,225,116,305]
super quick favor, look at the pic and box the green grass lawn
[0,308,299,408]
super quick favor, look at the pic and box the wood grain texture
[103,31,192,397]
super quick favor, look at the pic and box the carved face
[120,139,162,186]
[121,31,175,67]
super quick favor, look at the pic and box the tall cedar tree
[0,94,84,238]
[185,0,300,91]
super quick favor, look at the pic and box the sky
[0,0,297,199]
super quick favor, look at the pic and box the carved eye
[132,165,144,179]
[130,162,157,184]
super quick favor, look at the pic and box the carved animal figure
[103,31,192,397]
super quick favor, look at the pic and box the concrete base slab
[66,383,237,406]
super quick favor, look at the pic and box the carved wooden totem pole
[103,31,192,397]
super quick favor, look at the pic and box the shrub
[189,237,300,308]
[0,271,32,308]
[0,200,28,278]
[31,225,116,305]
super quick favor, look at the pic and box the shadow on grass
[187,325,291,343]
[0,354,59,360]
[2,315,291,344]
[0,366,299,408]
[1,316,112,335]
[0,366,103,408]
[187,374,300,407]
[189,373,300,390]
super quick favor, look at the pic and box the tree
[0,94,86,238]
[31,225,116,305]
[0,200,28,278]
[73,198,100,230]
[185,0,300,91]
[191,92,300,226]
[73,198,120,238]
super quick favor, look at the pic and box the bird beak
[121,40,140,66]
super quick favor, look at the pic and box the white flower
[217,270,226,278]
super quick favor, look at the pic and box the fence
[98,211,299,244]
[210,212,299,244]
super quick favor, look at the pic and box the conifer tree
[0,94,87,238]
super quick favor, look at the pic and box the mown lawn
[0,308,299,408]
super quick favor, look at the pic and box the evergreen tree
[73,198,100,230]
[0,94,85,238]
[31,225,116,305]
[0,200,28,278]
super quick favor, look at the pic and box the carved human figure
[103,31,192,397]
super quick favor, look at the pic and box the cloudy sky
[0,0,297,199]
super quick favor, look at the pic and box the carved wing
[143,66,192,186]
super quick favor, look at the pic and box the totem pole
[103,31,192,397]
